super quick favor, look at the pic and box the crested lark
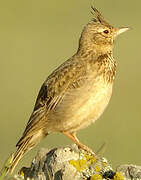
[8,7,129,173]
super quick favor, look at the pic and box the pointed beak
[116,27,130,36]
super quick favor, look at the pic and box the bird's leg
[62,131,95,155]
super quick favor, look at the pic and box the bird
[8,6,129,173]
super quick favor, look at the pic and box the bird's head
[78,7,129,55]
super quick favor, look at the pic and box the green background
[0,0,140,172]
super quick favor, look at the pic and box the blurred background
[0,0,140,173]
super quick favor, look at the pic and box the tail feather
[8,138,31,174]
[8,129,46,174]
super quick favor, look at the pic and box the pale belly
[47,76,113,133]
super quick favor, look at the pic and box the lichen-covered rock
[117,164,141,179]
[8,144,119,180]
[6,145,140,180]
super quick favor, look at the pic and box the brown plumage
[8,7,129,173]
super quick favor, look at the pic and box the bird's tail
[8,137,31,174]
[8,128,46,174]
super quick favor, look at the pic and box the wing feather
[20,59,88,138]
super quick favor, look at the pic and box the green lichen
[113,172,124,180]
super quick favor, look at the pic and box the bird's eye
[103,30,109,34]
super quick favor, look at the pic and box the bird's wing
[20,59,88,139]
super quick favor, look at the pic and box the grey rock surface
[6,145,141,180]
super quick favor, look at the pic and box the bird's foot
[62,131,95,156]
[77,142,95,156]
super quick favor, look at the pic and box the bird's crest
[91,6,110,27]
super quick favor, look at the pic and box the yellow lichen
[102,162,107,167]
[69,159,88,171]
[113,172,124,180]
[95,165,101,172]
[84,154,97,164]
[19,170,24,177]
[69,153,97,172]
[90,174,103,180]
